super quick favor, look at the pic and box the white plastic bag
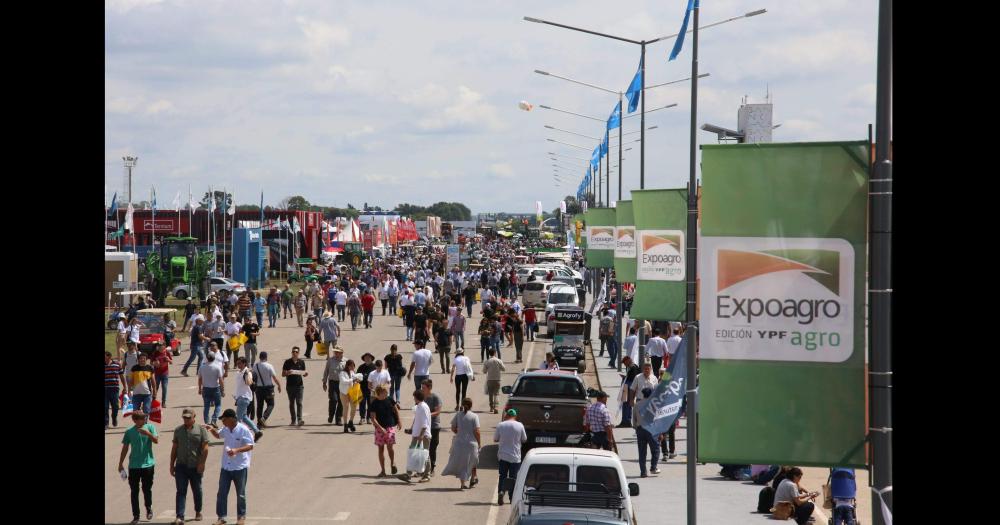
[406,443,428,473]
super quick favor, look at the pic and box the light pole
[122,156,138,205]
[536,69,704,200]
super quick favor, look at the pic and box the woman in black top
[357,353,377,424]
[383,344,406,403]
[403,299,416,341]
[369,385,402,478]
[435,322,452,374]
[509,311,524,363]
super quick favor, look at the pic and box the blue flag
[624,55,643,113]
[668,0,699,62]
[108,192,118,219]
[591,145,602,170]
[601,130,609,157]
[151,188,157,212]
[607,101,621,130]
[637,328,692,436]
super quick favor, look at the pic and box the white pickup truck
[504,447,639,525]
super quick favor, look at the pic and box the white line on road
[158,509,175,518]
[236,515,350,521]
[486,481,500,525]
[523,340,536,373]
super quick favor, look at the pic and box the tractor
[145,237,215,303]
[342,242,365,267]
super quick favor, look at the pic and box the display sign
[554,309,585,322]
[629,189,687,321]
[446,244,460,267]
[636,230,685,281]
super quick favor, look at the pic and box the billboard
[698,141,869,467]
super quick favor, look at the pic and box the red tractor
[135,308,183,356]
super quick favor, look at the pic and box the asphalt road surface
[105,306,563,525]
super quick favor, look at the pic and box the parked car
[501,370,597,449]
[543,285,583,336]
[522,281,563,309]
[504,447,639,525]
[172,277,246,299]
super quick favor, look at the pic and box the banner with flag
[124,203,135,231]
[625,55,643,113]
[637,327,691,435]
[172,191,181,212]
[607,101,622,130]
[601,130,609,157]
[228,190,236,216]
[591,145,602,170]
[208,187,216,213]
[668,0,699,62]
[535,201,543,223]
[188,188,198,210]
[614,200,636,282]
[560,200,567,214]
[697,141,869,467]
[584,208,615,268]
[630,188,687,321]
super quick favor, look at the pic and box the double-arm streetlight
[525,8,766,194]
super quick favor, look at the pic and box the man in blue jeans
[494,409,528,505]
[197,352,226,427]
[232,357,263,441]
[170,409,208,524]
[182,317,210,377]
[206,409,254,525]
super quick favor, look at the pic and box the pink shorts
[374,426,396,446]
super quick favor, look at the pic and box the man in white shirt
[232,357,262,441]
[252,352,281,428]
[407,340,434,392]
[335,289,348,321]
[224,315,243,364]
[397,389,432,483]
[666,328,683,360]
[205,409,254,524]
[645,329,669,378]
[367,360,391,393]
[197,352,226,427]
[623,327,639,365]
[629,362,662,477]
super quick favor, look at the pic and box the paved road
[106,306,538,525]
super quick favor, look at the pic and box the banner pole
[685,4,701,525]
[870,0,893,523]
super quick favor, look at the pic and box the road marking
[158,509,175,518]
[486,480,501,525]
[237,515,350,521]
[523,340,537,373]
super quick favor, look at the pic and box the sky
[105,0,879,214]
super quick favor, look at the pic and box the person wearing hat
[205,314,226,364]
[321,347,345,425]
[294,289,307,327]
[584,391,615,451]
[118,410,159,524]
[205,409,255,525]
[494,408,527,505]
[170,409,209,524]
[282,347,308,426]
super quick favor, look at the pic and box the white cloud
[107,96,145,114]
[145,99,174,115]
[489,163,514,179]
[105,0,164,14]
[412,85,503,132]
[296,17,350,55]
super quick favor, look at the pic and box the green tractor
[146,237,215,303]
[342,242,365,267]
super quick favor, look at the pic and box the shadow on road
[325,473,378,479]
[477,444,499,469]
[415,487,462,492]
[454,501,495,507]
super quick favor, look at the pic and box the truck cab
[501,370,597,449]
[504,448,639,525]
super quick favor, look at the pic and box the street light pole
[684,5,701,525]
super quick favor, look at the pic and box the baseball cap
[181,408,196,418]
[220,409,238,419]
[505,408,517,417]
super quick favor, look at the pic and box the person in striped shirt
[106,351,129,429]
[584,392,615,451]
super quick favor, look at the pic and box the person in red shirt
[361,290,377,329]
[151,343,173,408]
[523,307,536,342]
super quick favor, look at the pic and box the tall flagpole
[685,3,700,525]
[223,187,227,280]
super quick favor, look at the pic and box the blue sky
[105,0,878,214]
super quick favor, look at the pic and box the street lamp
[545,124,601,142]
[122,155,138,204]
[525,9,765,192]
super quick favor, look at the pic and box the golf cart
[135,308,183,357]
[108,290,153,329]
[550,305,591,373]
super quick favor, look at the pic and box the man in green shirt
[118,410,159,525]
[170,408,209,524]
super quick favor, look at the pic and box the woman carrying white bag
[397,389,432,483]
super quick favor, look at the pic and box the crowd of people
[108,237,586,524]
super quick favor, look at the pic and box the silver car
[172,277,247,299]
[543,285,582,336]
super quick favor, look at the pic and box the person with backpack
[252,352,281,428]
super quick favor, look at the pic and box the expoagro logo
[588,226,616,250]
[615,226,636,258]
[700,237,854,363]
[637,229,685,281]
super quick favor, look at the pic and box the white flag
[560,200,567,214]
[125,203,135,231]
[228,190,236,216]
[208,187,216,212]
[188,187,199,210]
[172,191,181,211]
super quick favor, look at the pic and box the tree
[552,196,582,216]
[200,190,233,211]
[280,195,312,211]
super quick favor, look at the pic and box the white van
[504,447,639,525]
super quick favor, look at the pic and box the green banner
[613,200,636,283]
[630,189,687,320]
[573,213,586,248]
[698,141,869,468]
[584,208,615,268]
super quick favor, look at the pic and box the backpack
[600,316,614,336]
[757,486,776,513]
